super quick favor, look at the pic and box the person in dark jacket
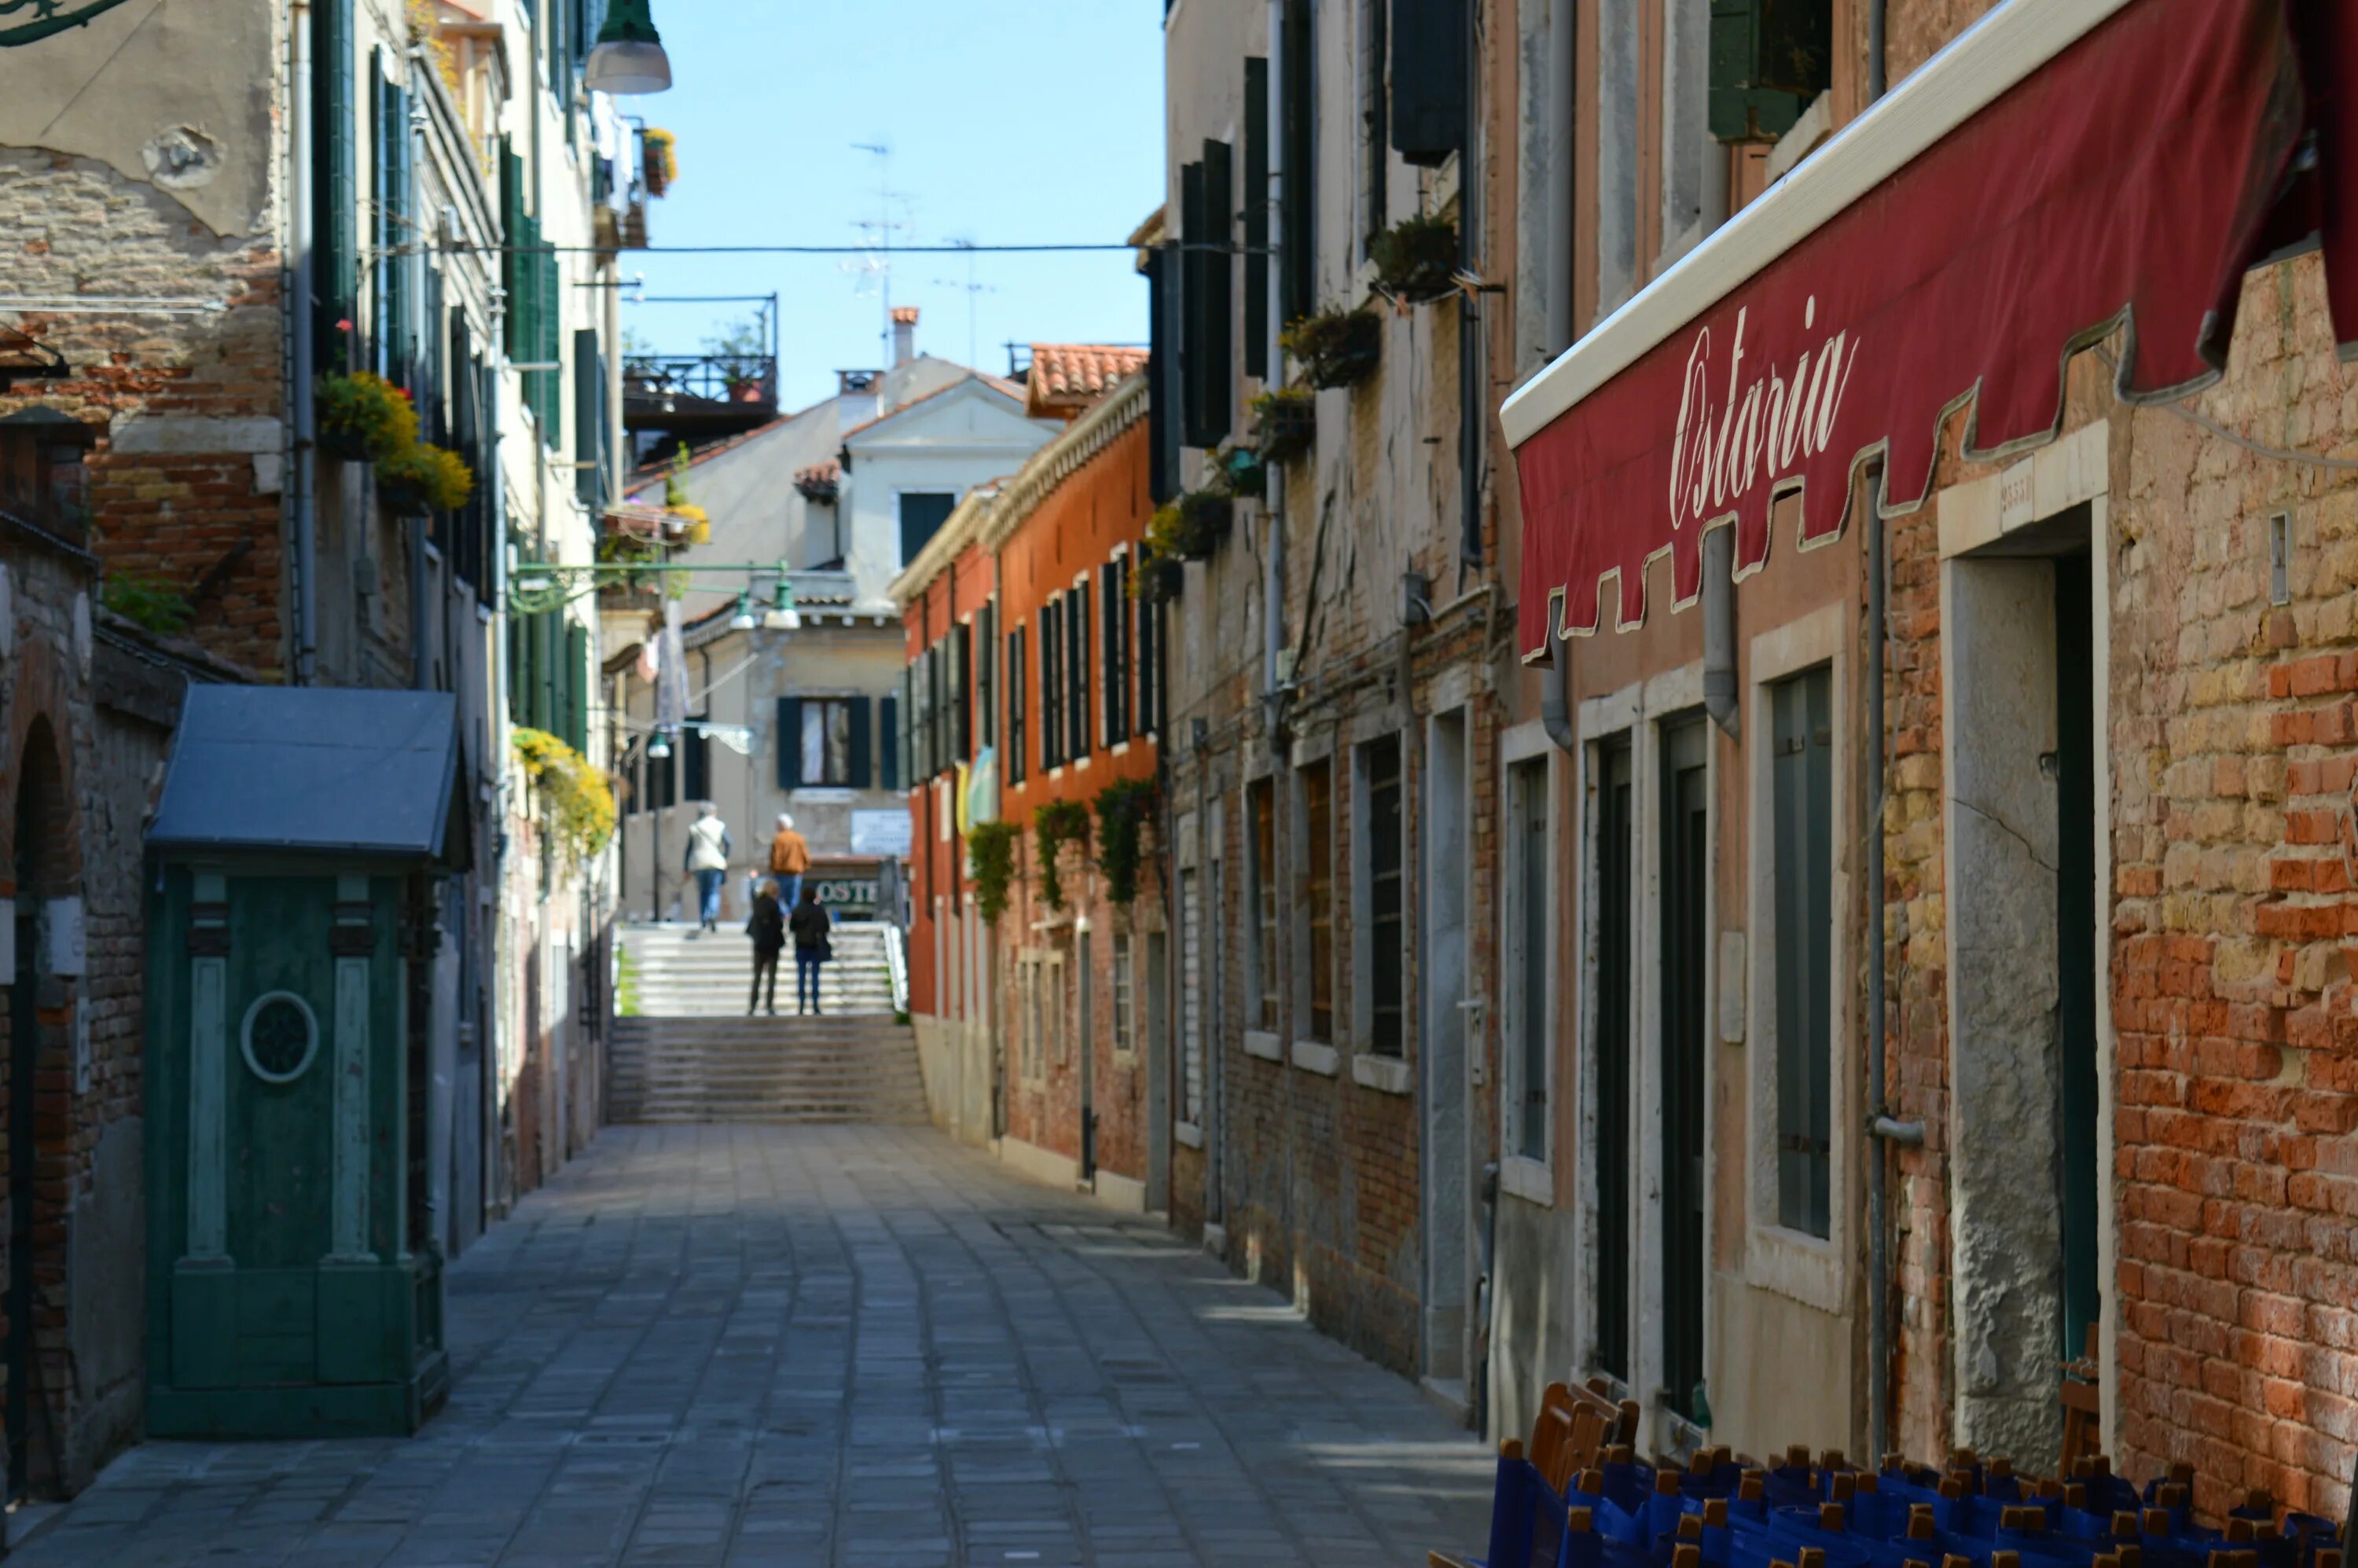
[788,883,833,1015]
[747,878,786,1015]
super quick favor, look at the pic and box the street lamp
[729,590,757,632]
[646,730,672,760]
[586,0,672,95]
[762,577,801,632]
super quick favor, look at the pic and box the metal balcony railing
[622,354,779,435]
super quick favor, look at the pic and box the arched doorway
[8,716,69,1499]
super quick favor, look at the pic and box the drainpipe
[289,0,318,686]
[1863,468,1926,1460]
[1457,0,1482,568]
[1868,0,1889,103]
[1702,527,1739,739]
[1541,614,1575,755]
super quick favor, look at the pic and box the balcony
[623,354,779,439]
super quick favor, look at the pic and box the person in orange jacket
[768,811,810,909]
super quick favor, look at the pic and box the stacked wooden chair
[1432,1419,2348,1568]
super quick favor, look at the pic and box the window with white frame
[1112,933,1135,1056]
[1361,734,1405,1058]
[1769,664,1834,1238]
[1249,779,1279,1031]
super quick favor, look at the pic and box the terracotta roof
[1024,344,1150,420]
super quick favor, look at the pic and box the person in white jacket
[683,802,732,932]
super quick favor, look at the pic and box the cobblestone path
[19,1124,1489,1566]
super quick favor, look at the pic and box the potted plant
[1370,212,1460,303]
[375,442,474,516]
[661,441,711,542]
[1147,486,1232,564]
[1251,386,1316,465]
[1281,308,1381,390]
[315,370,417,462]
[642,127,677,197]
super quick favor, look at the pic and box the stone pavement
[19,1125,1490,1566]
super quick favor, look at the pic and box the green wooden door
[222,877,338,1386]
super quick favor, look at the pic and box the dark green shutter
[1243,57,1270,376]
[880,695,899,791]
[575,328,603,505]
[500,145,527,356]
[977,602,996,749]
[1390,0,1467,166]
[565,622,590,750]
[1281,0,1317,326]
[896,669,913,789]
[848,700,872,789]
[1709,0,1831,143]
[778,696,803,789]
[538,245,561,445]
[316,0,358,370]
[950,622,971,762]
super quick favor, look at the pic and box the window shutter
[538,246,562,446]
[977,601,996,749]
[500,144,527,358]
[950,622,971,762]
[1709,0,1830,142]
[1006,625,1025,786]
[1243,57,1270,377]
[565,622,590,749]
[895,669,913,788]
[1178,162,1208,448]
[848,699,872,790]
[878,695,898,790]
[1042,599,1062,767]
[1136,593,1156,736]
[1280,0,1317,326]
[1148,244,1181,504]
[1390,0,1466,166]
[1203,140,1233,443]
[317,0,358,370]
[575,328,602,505]
[1100,564,1119,745]
[1070,586,1092,759]
[778,696,804,790]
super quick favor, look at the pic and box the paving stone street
[17,1126,1489,1566]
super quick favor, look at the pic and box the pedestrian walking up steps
[621,920,897,1016]
[612,921,924,1125]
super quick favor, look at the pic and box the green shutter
[574,328,603,504]
[501,145,527,358]
[317,0,358,370]
[848,700,872,790]
[538,245,562,445]
[565,622,590,750]
[880,695,898,791]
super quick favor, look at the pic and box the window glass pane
[1303,761,1332,1041]
[1252,780,1278,1030]
[1113,935,1133,1052]
[1773,666,1835,1236]
[801,703,826,784]
[1514,758,1550,1160]
[1367,737,1403,1057]
[826,700,852,784]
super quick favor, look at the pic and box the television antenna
[846,141,910,362]
[931,237,997,369]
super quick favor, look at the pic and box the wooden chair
[2060,1324,2102,1474]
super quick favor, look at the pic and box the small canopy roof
[150,687,461,862]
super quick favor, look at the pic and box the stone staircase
[607,1015,928,1125]
[611,921,923,1125]
[619,920,898,1017]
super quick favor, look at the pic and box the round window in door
[239,991,320,1085]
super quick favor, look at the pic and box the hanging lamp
[586,0,671,95]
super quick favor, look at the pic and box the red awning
[1504,0,2358,657]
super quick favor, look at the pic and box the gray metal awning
[149,686,461,861]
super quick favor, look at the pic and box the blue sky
[616,2,1166,410]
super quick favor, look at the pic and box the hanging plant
[1145,486,1233,564]
[643,127,678,196]
[1093,779,1157,906]
[316,370,417,462]
[376,441,475,515]
[511,727,616,864]
[1129,555,1185,605]
[376,442,474,515]
[1034,799,1092,913]
[1370,212,1460,303]
[1280,308,1382,390]
[968,820,1020,924]
[1251,385,1317,465]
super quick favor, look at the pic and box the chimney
[891,305,919,367]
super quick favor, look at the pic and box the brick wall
[0,149,288,678]
[2106,252,2358,1520]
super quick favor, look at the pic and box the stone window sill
[1174,1119,1203,1149]
[1243,1030,1283,1062]
[1351,1054,1412,1096]
[1291,1039,1339,1076]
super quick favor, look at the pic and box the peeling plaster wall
[0,0,276,239]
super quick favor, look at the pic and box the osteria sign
[1500,0,2358,660]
